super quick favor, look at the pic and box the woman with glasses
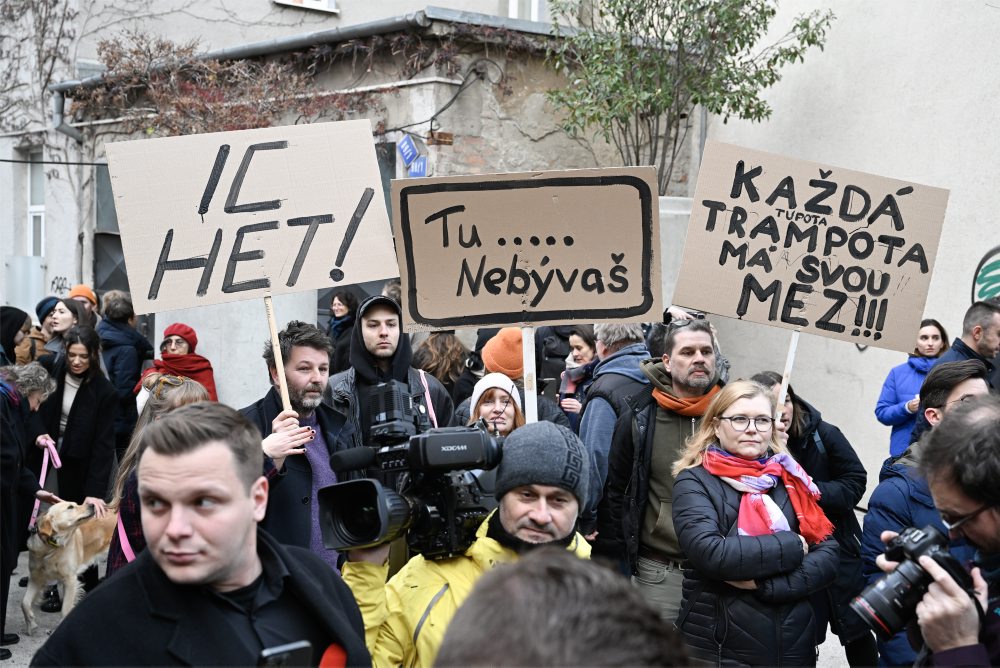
[136,323,217,407]
[671,380,838,666]
[751,371,876,666]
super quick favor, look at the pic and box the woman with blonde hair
[671,380,839,666]
[467,372,525,437]
[105,373,209,576]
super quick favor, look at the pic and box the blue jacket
[97,319,153,436]
[860,455,976,666]
[578,342,650,492]
[875,355,936,457]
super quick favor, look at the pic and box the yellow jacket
[341,514,591,668]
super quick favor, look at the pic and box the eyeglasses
[160,336,188,352]
[718,415,774,432]
[940,504,991,533]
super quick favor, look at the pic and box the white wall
[153,291,318,409]
[698,1,1000,500]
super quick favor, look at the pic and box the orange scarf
[652,384,720,416]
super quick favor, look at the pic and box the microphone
[329,447,376,473]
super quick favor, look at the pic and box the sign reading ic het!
[105,121,398,314]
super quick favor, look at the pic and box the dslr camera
[850,525,974,640]
[318,381,502,560]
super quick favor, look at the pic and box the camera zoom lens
[341,503,381,544]
[850,560,931,640]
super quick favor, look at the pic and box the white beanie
[470,372,522,413]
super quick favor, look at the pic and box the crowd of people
[0,284,997,667]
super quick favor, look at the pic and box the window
[27,151,44,256]
[508,0,546,21]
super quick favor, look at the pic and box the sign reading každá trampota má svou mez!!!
[105,120,398,314]
[672,142,949,353]
[391,167,662,331]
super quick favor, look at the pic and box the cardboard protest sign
[673,141,949,352]
[392,167,661,330]
[106,120,397,314]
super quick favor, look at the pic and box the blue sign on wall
[408,156,427,178]
[398,134,418,167]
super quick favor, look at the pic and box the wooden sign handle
[521,326,538,424]
[776,329,800,420]
[264,294,292,412]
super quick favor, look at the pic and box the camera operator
[875,394,1000,665]
[326,295,454,451]
[341,421,591,667]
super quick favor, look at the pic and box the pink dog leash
[28,439,61,530]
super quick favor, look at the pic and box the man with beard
[241,321,354,570]
[326,295,453,450]
[341,421,590,667]
[595,319,723,623]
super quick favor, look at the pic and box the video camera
[850,525,975,640]
[318,380,502,559]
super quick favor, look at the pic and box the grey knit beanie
[494,421,589,505]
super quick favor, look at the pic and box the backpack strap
[812,430,827,457]
[418,369,438,428]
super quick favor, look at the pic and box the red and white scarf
[702,446,834,544]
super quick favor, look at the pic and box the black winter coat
[787,398,869,643]
[2,385,40,589]
[241,387,359,549]
[329,317,354,375]
[29,357,117,502]
[97,319,154,436]
[673,465,839,667]
[32,530,371,667]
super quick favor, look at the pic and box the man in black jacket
[595,319,723,623]
[241,320,354,570]
[32,402,370,667]
[908,300,1000,445]
[325,295,454,450]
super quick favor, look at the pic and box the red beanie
[481,327,523,380]
[163,323,198,353]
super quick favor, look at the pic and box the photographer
[875,394,1000,665]
[341,421,591,666]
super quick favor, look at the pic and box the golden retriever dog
[21,501,117,635]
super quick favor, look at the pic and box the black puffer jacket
[786,398,869,644]
[673,465,839,667]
